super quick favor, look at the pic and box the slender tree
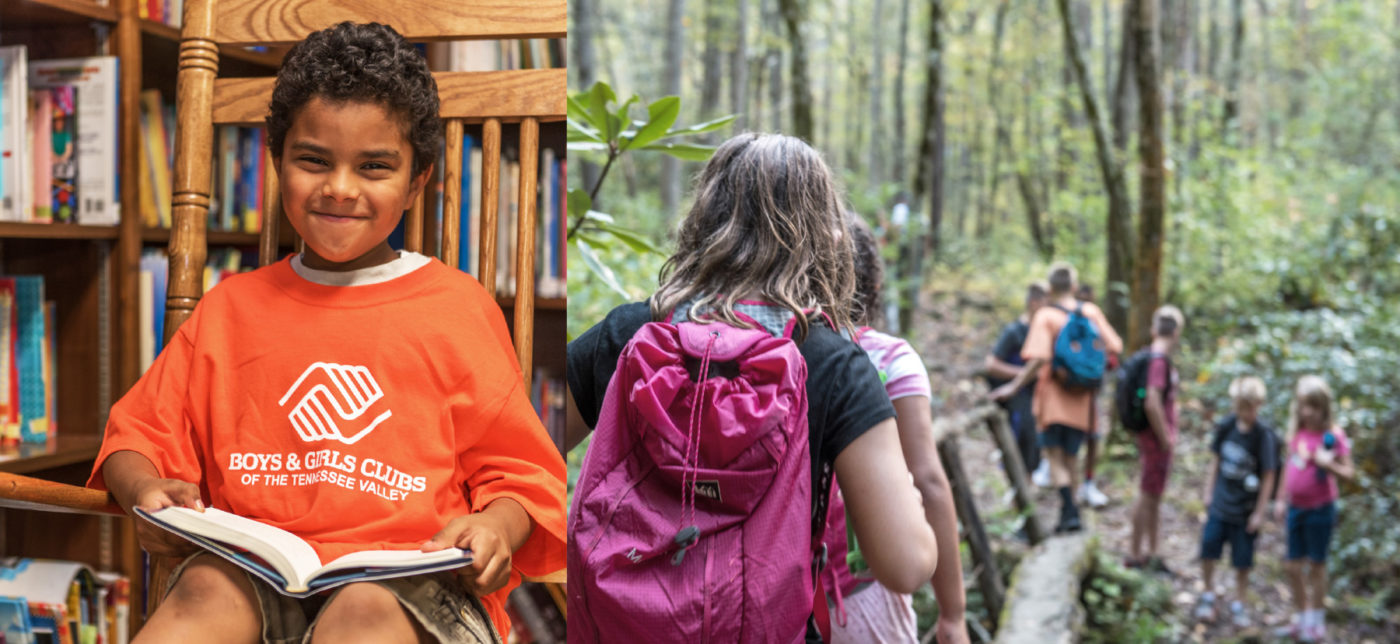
[731,0,749,129]
[914,0,945,254]
[1057,0,1133,333]
[659,0,687,216]
[778,0,815,142]
[867,0,886,183]
[1221,0,1244,137]
[892,0,913,183]
[571,0,602,195]
[1131,0,1166,350]
[698,0,727,129]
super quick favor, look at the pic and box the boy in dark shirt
[984,282,1047,479]
[1193,376,1280,628]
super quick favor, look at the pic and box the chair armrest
[0,472,125,516]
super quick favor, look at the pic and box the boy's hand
[422,500,532,596]
[1273,499,1286,523]
[1314,447,1335,470]
[129,477,204,557]
[987,383,1016,403]
[1246,510,1265,535]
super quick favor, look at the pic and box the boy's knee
[1306,562,1328,577]
[312,583,417,642]
[167,557,258,612]
[1284,559,1304,575]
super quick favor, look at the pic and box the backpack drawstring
[673,330,718,566]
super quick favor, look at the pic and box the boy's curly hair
[267,22,441,176]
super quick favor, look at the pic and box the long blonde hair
[651,133,855,340]
[1287,375,1335,441]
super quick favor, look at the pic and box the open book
[135,507,471,597]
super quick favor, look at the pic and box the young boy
[1193,376,1279,628]
[985,282,1047,482]
[87,22,565,643]
[990,263,1123,533]
[1127,305,1184,573]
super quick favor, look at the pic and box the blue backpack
[1051,303,1107,390]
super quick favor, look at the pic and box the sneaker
[1032,461,1051,488]
[1272,622,1303,639]
[1193,595,1217,622]
[1079,480,1110,508]
[1054,513,1082,534]
[1146,556,1176,578]
[1228,602,1249,628]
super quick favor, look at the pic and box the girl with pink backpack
[565,133,938,643]
[818,217,969,644]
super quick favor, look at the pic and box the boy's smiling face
[277,97,428,271]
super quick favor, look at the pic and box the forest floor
[905,280,1384,644]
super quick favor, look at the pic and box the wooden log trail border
[925,403,1048,642]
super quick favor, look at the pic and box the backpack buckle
[671,525,701,566]
[813,542,829,573]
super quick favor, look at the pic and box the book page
[312,547,470,580]
[139,507,324,587]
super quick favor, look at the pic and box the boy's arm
[423,498,533,595]
[984,355,1026,382]
[1144,386,1171,452]
[1203,455,1220,508]
[835,417,937,595]
[1248,469,1276,533]
[1318,449,1356,481]
[989,358,1044,402]
[102,450,203,556]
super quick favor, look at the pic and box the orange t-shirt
[88,256,565,636]
[1020,299,1123,432]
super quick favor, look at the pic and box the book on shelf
[3,276,52,445]
[134,507,473,598]
[0,558,131,644]
[140,92,264,233]
[0,279,17,446]
[1,45,30,223]
[531,369,566,454]
[137,248,255,372]
[29,56,121,225]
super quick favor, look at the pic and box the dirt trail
[906,285,1381,644]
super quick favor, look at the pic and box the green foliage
[1079,550,1182,643]
[566,81,735,337]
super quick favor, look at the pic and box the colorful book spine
[0,46,28,222]
[12,276,47,443]
[30,89,53,223]
[47,87,78,223]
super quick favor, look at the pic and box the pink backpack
[567,305,824,643]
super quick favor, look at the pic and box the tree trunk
[867,0,886,183]
[778,0,814,142]
[731,0,750,129]
[699,0,727,127]
[846,0,863,170]
[571,0,602,196]
[1206,0,1220,81]
[765,0,784,132]
[892,0,913,184]
[1056,0,1132,335]
[915,0,945,255]
[980,0,1011,239]
[1111,0,1138,152]
[1131,0,1166,352]
[659,0,687,217]
[1221,0,1244,137]
[1255,0,1275,148]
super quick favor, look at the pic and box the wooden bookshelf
[138,18,286,67]
[0,435,105,475]
[0,0,119,26]
[0,222,121,240]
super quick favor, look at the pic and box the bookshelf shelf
[0,222,121,240]
[138,19,285,67]
[141,227,266,246]
[0,0,118,27]
[497,296,565,312]
[0,435,104,475]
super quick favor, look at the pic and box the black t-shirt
[989,319,1033,407]
[1208,414,1281,523]
[567,301,896,528]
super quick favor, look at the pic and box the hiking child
[89,22,565,643]
[990,263,1123,533]
[822,217,968,644]
[1125,305,1184,572]
[1074,283,1112,508]
[1272,376,1355,642]
[984,282,1047,484]
[564,133,938,643]
[1193,376,1279,628]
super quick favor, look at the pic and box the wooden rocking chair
[0,0,565,631]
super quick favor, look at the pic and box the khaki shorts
[165,552,502,644]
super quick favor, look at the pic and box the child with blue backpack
[564,133,938,643]
[990,262,1122,533]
